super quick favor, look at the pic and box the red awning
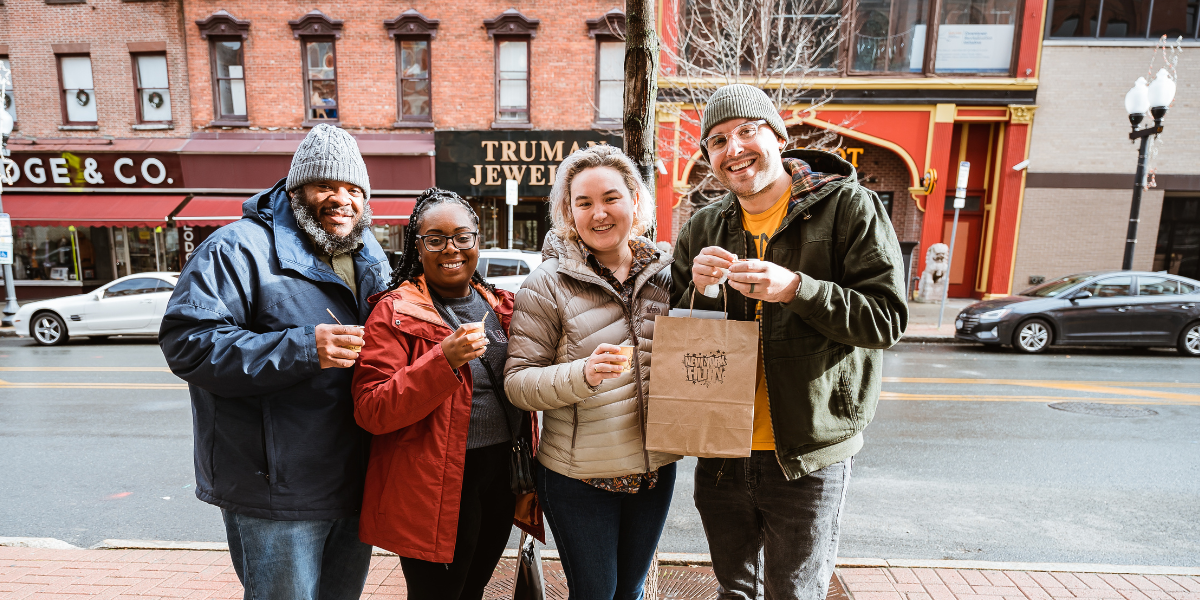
[369,197,415,225]
[173,196,246,227]
[2,194,187,228]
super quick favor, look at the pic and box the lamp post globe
[1147,68,1176,108]
[1124,76,1150,126]
[0,108,12,137]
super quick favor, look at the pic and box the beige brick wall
[1011,188,1164,291]
[1029,45,1200,175]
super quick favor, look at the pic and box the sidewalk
[901,297,976,343]
[2,542,1197,600]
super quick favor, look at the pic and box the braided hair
[387,187,497,295]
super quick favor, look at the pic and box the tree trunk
[624,0,659,192]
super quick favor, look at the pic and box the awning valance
[369,197,416,225]
[2,194,187,228]
[173,196,246,227]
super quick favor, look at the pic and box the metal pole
[1122,133,1151,270]
[507,203,514,250]
[1,149,19,327]
[937,208,961,329]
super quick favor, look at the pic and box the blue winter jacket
[159,179,391,520]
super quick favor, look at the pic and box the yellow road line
[883,377,1200,388]
[880,392,1194,406]
[0,367,173,372]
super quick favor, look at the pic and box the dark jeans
[221,510,372,600]
[400,442,517,600]
[537,461,677,600]
[694,454,852,600]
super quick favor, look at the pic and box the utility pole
[624,0,658,192]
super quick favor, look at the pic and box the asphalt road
[1,337,1197,566]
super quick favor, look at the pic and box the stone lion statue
[915,243,950,303]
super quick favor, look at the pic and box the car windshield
[1019,274,1095,297]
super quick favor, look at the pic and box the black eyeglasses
[700,119,769,154]
[415,232,479,252]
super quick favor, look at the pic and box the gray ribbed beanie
[286,124,371,200]
[700,84,788,160]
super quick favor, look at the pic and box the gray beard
[290,194,373,256]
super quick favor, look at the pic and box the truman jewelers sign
[435,130,622,198]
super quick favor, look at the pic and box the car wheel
[31,312,69,346]
[1178,321,1200,357]
[1013,318,1052,353]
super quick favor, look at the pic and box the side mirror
[92,292,102,301]
[1070,290,1092,301]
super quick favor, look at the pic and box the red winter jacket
[352,277,542,562]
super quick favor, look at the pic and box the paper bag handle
[688,283,728,317]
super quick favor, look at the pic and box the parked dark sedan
[955,271,1200,355]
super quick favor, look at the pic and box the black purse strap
[429,288,521,443]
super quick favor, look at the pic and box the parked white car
[476,249,543,294]
[11,272,179,346]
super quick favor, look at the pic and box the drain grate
[1048,402,1158,418]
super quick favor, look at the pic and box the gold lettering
[845,148,864,168]
[548,164,557,183]
[482,141,500,162]
[470,164,484,186]
[518,141,536,162]
[836,148,847,160]
[503,164,528,183]
[486,165,502,186]
[569,141,581,154]
[586,141,598,148]
[540,141,564,162]
[529,165,546,186]
[501,141,519,162]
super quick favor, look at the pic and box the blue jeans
[221,510,373,600]
[537,461,677,600]
[694,454,852,600]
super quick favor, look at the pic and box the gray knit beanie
[286,124,371,200]
[699,84,789,160]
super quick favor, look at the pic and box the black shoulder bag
[430,289,537,496]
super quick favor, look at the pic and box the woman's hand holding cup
[442,322,488,370]
[584,343,630,388]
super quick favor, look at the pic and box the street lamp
[1122,68,1175,271]
[0,75,18,327]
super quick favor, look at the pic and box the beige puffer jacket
[504,231,681,479]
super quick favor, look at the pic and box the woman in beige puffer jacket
[504,145,680,600]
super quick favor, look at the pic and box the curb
[897,336,974,344]
[4,538,1198,576]
[0,327,17,338]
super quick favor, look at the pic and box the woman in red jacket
[352,188,540,599]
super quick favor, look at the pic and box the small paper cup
[616,344,635,372]
[342,326,365,353]
[463,321,489,345]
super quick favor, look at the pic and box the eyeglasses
[415,232,479,252]
[700,119,769,154]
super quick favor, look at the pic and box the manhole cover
[1048,402,1158,418]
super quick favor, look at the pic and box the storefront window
[1047,0,1199,38]
[935,0,1018,73]
[9,226,108,282]
[111,226,179,276]
[852,0,930,73]
[372,224,405,268]
[467,198,547,251]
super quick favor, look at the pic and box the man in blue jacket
[160,124,391,600]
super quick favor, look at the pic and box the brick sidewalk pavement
[2,546,1198,600]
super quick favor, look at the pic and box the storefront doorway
[1153,194,1200,280]
[942,196,985,298]
[470,198,550,251]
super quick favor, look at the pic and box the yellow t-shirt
[741,188,790,451]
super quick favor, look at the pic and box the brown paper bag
[646,294,759,458]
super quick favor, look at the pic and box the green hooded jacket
[670,149,908,480]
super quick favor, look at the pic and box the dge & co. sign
[435,131,622,198]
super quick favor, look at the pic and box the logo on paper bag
[683,351,728,387]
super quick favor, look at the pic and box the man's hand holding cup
[727,259,801,304]
[316,323,365,369]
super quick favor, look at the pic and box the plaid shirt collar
[782,157,844,213]
[579,237,658,300]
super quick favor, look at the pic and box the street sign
[0,214,12,265]
[505,179,518,206]
[954,161,970,209]
[0,213,11,237]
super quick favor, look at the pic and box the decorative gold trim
[1008,105,1037,124]
[658,76,1039,91]
[935,104,957,124]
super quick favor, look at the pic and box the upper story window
[290,10,345,124]
[485,9,539,128]
[934,0,1018,73]
[133,53,172,123]
[386,10,440,126]
[587,10,627,124]
[196,10,251,124]
[57,53,97,125]
[1,56,15,124]
[1047,0,1200,39]
[679,0,843,75]
[852,0,928,72]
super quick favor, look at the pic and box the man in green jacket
[671,84,908,600]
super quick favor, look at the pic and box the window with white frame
[58,55,97,124]
[133,53,172,123]
[595,40,624,122]
[1,57,15,124]
[496,39,529,122]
